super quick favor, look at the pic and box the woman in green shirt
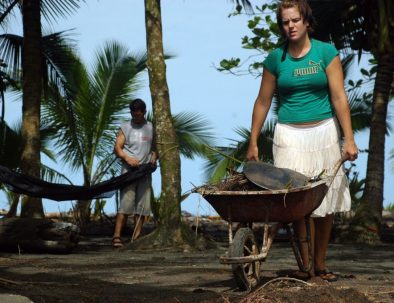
[246,0,358,282]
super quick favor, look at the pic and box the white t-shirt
[120,120,153,165]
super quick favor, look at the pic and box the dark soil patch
[240,280,372,303]
[1,234,394,303]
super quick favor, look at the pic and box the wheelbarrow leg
[286,215,314,274]
[227,205,234,244]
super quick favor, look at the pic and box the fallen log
[0,218,80,254]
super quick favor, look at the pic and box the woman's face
[281,7,309,42]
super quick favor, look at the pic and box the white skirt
[273,118,351,217]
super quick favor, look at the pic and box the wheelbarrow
[194,156,347,291]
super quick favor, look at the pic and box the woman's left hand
[343,140,358,161]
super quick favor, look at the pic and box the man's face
[131,109,146,124]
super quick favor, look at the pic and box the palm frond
[41,30,78,90]
[0,119,57,170]
[0,33,23,80]
[91,154,121,185]
[40,0,85,23]
[348,170,365,209]
[89,41,147,168]
[347,89,372,133]
[1,0,85,26]
[40,164,74,185]
[0,0,19,26]
[233,0,254,14]
[341,53,355,79]
[42,72,89,172]
[202,118,276,183]
[202,145,241,183]
[129,51,149,74]
[39,124,58,162]
[173,112,217,159]
[0,30,77,88]
[0,119,21,169]
[309,0,354,50]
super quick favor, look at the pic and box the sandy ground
[0,229,394,303]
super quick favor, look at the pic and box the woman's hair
[276,0,316,38]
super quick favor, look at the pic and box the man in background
[112,99,157,248]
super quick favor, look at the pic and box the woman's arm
[326,56,358,161]
[246,68,276,161]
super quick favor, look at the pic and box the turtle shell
[243,161,309,190]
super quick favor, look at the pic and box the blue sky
[1,0,393,215]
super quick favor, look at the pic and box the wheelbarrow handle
[334,153,349,173]
[328,154,350,187]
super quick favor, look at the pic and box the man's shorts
[118,170,151,216]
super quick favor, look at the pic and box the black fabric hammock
[0,164,156,201]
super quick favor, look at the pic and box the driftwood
[0,218,80,253]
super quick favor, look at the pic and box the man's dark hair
[129,98,146,112]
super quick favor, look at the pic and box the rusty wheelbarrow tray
[194,157,346,291]
[199,180,328,224]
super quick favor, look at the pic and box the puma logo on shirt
[293,60,323,77]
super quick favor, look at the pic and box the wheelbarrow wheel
[230,227,260,291]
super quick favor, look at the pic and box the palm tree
[0,30,80,217]
[0,119,70,217]
[43,41,217,225]
[142,0,209,247]
[42,41,148,223]
[148,111,216,222]
[0,0,85,218]
[310,0,394,241]
[18,0,44,218]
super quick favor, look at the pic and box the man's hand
[124,156,140,167]
[150,151,158,165]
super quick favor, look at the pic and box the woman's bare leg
[293,217,315,277]
[313,214,334,271]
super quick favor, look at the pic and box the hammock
[0,164,156,201]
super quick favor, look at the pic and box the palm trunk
[353,54,394,241]
[143,0,189,246]
[76,199,91,224]
[6,193,20,218]
[76,167,92,224]
[20,0,44,218]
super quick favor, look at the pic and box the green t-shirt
[263,39,338,124]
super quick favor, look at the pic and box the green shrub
[384,203,394,211]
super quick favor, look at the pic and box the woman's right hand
[246,144,259,161]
